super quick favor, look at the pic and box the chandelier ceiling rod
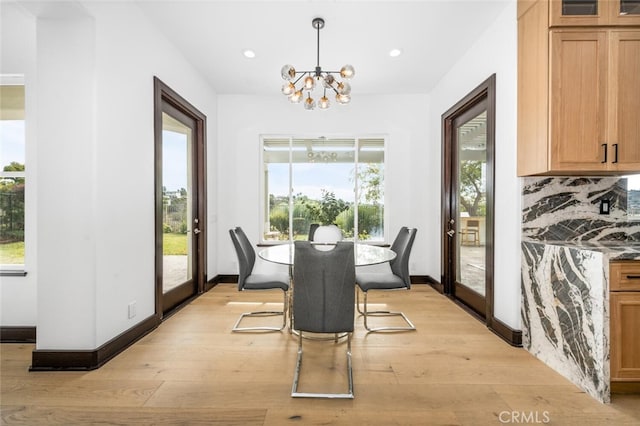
[315,17,321,72]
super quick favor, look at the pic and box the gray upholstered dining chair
[355,227,417,332]
[229,227,290,332]
[291,241,355,398]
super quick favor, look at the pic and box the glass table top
[258,242,396,267]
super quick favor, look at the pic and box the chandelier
[280,17,355,110]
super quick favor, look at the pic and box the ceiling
[133,0,512,96]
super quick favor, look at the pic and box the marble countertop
[522,239,640,261]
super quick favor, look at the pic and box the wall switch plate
[128,301,137,319]
[600,199,610,215]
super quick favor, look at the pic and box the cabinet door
[550,30,609,172]
[550,0,611,26]
[608,0,640,25]
[518,0,550,176]
[610,292,640,380]
[608,30,640,171]
[551,0,640,26]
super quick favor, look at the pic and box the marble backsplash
[522,177,640,242]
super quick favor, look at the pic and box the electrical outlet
[128,301,137,319]
[600,199,610,215]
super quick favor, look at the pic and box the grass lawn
[0,236,187,263]
[163,233,188,255]
[0,241,25,264]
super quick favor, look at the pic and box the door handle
[193,228,201,235]
[447,230,455,237]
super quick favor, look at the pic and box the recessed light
[243,49,256,59]
[389,48,403,58]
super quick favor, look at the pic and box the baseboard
[426,276,445,293]
[30,314,160,371]
[0,326,36,343]
[611,381,640,394]
[28,274,232,371]
[410,275,439,285]
[212,274,238,284]
[488,317,522,347]
[424,276,522,347]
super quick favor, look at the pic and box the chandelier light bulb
[322,74,335,88]
[340,64,355,79]
[289,90,303,103]
[337,81,351,95]
[304,96,316,110]
[281,64,296,81]
[303,75,315,91]
[319,96,330,109]
[336,93,351,104]
[281,82,295,95]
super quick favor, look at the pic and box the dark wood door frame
[441,74,496,324]
[153,77,207,319]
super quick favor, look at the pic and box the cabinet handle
[626,275,640,280]
[612,144,618,164]
[601,143,607,163]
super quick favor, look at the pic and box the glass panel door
[455,109,487,298]
[442,75,495,321]
[162,112,193,294]
[154,77,207,318]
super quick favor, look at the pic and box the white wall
[216,94,433,277]
[428,2,521,329]
[1,2,218,349]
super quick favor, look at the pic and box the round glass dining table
[258,242,396,267]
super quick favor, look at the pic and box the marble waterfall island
[522,241,610,402]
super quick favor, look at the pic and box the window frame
[259,134,388,245]
[0,75,26,274]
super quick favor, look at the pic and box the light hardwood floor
[2,284,639,425]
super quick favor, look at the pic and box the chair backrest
[311,225,343,251]
[308,223,320,241]
[229,227,256,290]
[466,220,480,229]
[293,241,355,333]
[389,227,417,288]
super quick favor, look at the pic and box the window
[261,136,385,243]
[625,175,640,219]
[0,80,25,266]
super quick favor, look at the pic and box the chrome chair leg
[356,288,416,332]
[291,332,354,399]
[232,290,288,332]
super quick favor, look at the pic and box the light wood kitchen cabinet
[517,0,640,176]
[550,0,640,27]
[610,261,640,381]
[550,29,640,173]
